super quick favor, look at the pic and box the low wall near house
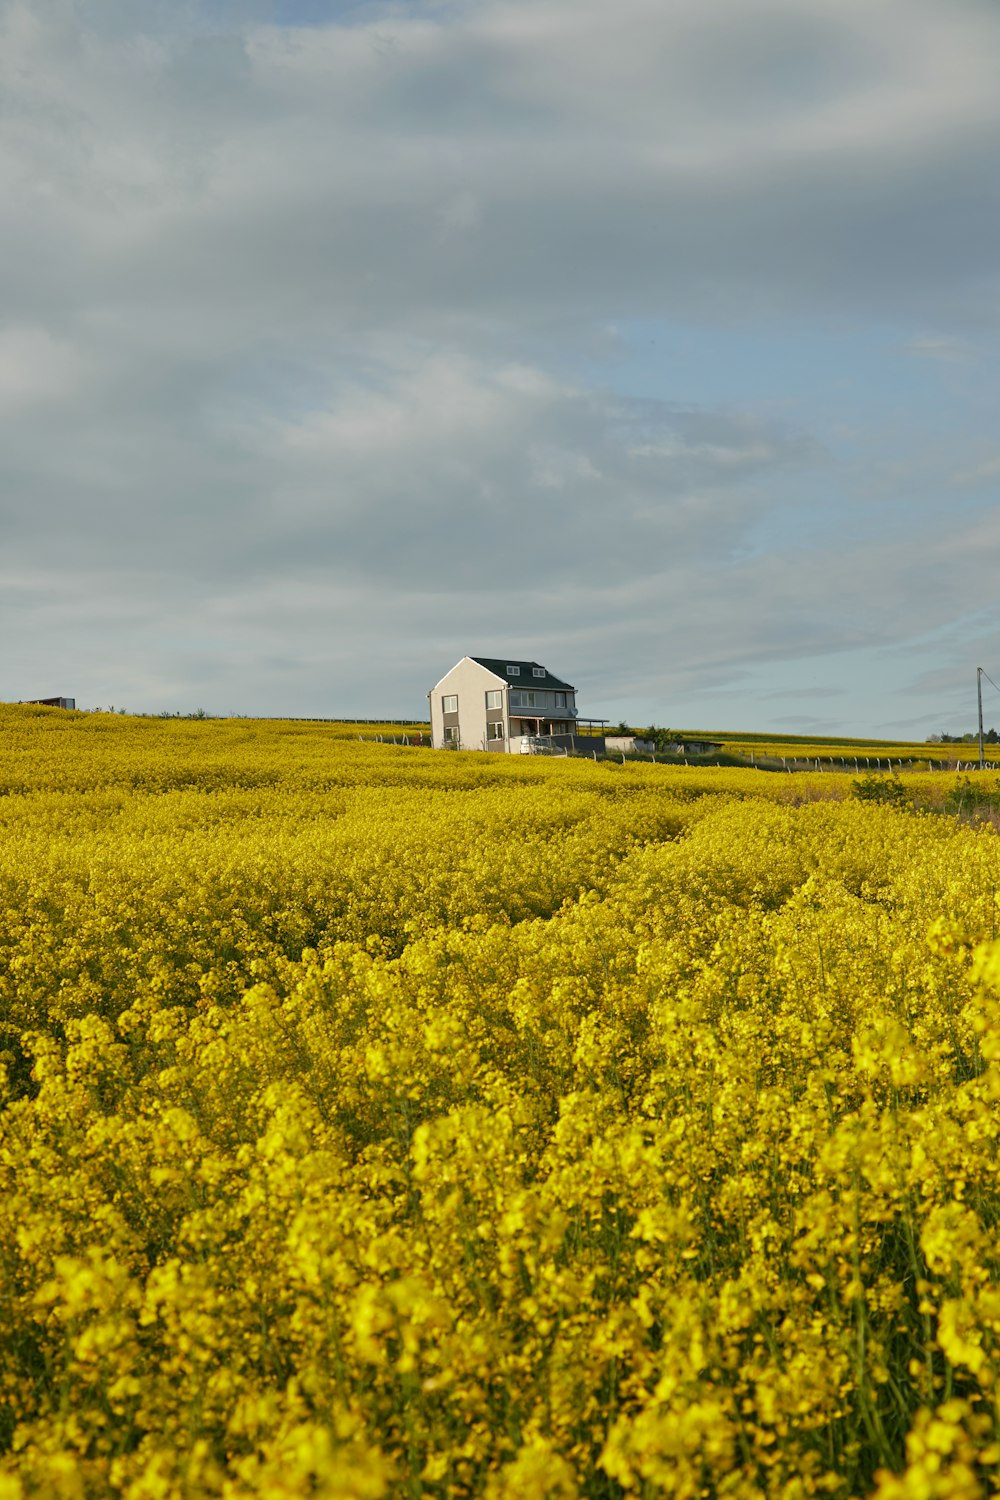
[605,736,654,754]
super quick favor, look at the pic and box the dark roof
[470,657,575,692]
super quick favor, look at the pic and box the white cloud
[0,326,85,406]
[951,456,1000,486]
[904,335,977,364]
[438,189,481,238]
[2,0,1000,723]
[5,0,1000,340]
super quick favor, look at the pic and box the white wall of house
[429,657,506,749]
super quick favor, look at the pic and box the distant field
[352,725,982,766]
[14,703,994,767]
[236,717,431,739]
[634,727,993,767]
[713,738,958,765]
[676,728,943,748]
[319,721,983,765]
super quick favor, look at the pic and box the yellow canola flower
[2,706,1000,1495]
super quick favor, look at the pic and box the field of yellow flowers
[2,704,1000,1499]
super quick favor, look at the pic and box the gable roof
[469,657,575,692]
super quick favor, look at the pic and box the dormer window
[532,668,545,678]
[506,665,520,676]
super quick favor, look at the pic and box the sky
[5,0,1000,734]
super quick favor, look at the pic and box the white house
[428,656,604,753]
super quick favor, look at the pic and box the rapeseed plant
[1,706,999,1496]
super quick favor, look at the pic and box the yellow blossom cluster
[2,705,1000,1498]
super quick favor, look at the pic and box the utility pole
[978,666,985,768]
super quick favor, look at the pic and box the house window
[555,692,566,708]
[506,665,520,676]
[442,694,458,714]
[486,690,502,710]
[488,721,505,740]
[533,667,545,678]
[443,725,459,743]
[509,691,536,709]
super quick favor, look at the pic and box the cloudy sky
[5,0,1000,733]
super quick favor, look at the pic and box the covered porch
[509,718,609,755]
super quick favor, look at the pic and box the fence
[346,734,1000,770]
